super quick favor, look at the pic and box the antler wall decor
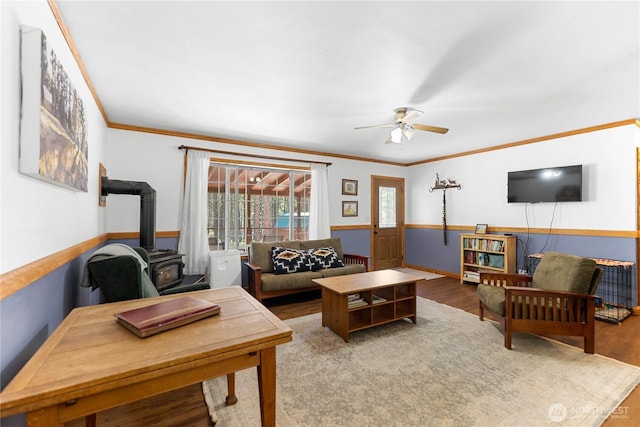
[429,173,461,245]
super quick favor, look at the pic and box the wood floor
[67,277,639,426]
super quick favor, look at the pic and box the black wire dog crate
[528,254,634,324]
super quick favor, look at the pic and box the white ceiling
[55,1,639,164]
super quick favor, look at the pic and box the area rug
[203,297,639,426]
[392,267,444,280]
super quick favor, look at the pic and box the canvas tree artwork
[20,26,88,192]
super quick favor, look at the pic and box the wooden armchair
[478,252,603,353]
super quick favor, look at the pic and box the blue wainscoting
[331,228,371,259]
[404,228,638,306]
[405,228,461,274]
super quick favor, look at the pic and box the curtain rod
[178,145,332,166]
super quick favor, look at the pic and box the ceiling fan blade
[401,109,423,124]
[403,127,416,140]
[354,124,395,130]
[393,107,423,123]
[412,123,449,134]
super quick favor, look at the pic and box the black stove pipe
[101,177,156,251]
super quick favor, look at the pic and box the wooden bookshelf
[460,234,516,283]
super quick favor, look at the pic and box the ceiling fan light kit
[389,127,405,144]
[355,107,449,144]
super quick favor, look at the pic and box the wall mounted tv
[507,165,583,203]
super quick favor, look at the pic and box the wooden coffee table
[313,269,420,342]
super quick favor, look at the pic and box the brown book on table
[114,296,220,338]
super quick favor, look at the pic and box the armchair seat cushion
[477,284,506,316]
[478,285,584,321]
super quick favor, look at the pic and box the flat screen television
[507,165,582,203]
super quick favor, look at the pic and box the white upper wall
[105,128,406,234]
[107,123,638,237]
[0,1,107,274]
[407,124,638,231]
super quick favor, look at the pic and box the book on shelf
[463,237,505,252]
[463,270,480,280]
[114,296,220,338]
[348,299,368,308]
[347,293,368,308]
[372,295,387,304]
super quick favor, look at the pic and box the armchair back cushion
[87,254,161,302]
[532,252,596,294]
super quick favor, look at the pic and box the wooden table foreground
[0,287,292,427]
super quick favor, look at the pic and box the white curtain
[178,150,210,275]
[309,163,331,239]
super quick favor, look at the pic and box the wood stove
[101,177,188,291]
[148,250,185,291]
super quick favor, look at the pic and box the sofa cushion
[260,271,323,292]
[250,241,301,273]
[320,263,366,278]
[308,247,344,269]
[272,247,316,274]
[477,284,506,316]
[300,238,344,260]
[532,252,596,294]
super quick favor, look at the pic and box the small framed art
[342,201,358,217]
[475,223,488,234]
[98,163,107,207]
[342,179,358,196]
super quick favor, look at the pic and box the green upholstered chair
[477,252,603,353]
[86,246,209,303]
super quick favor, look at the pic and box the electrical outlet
[518,269,528,275]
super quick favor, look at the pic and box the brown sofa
[243,237,368,302]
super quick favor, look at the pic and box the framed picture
[342,201,358,217]
[19,27,88,192]
[475,223,488,234]
[342,179,358,196]
[98,163,107,207]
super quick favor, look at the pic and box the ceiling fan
[355,107,448,144]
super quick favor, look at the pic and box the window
[207,163,311,251]
[379,186,397,228]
